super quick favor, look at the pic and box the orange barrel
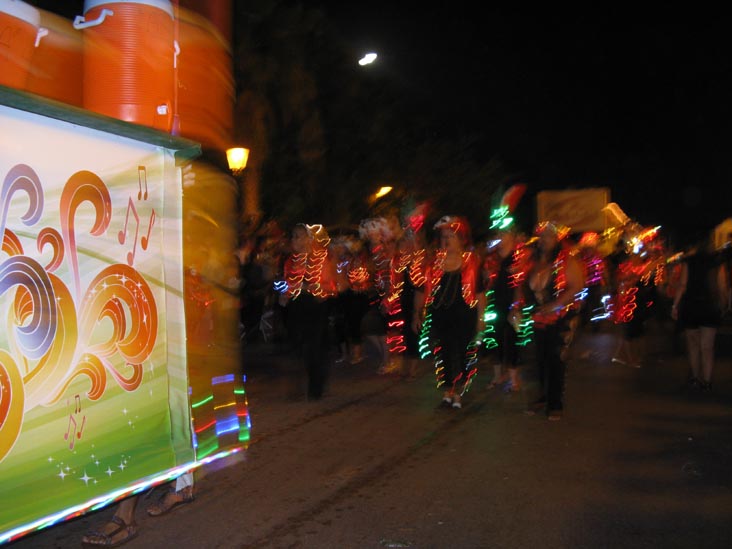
[0,0,43,89]
[74,0,175,131]
[176,9,233,151]
[25,9,83,106]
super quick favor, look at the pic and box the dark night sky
[324,3,732,240]
[27,2,732,240]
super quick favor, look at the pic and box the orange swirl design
[36,227,65,272]
[2,229,23,257]
[79,264,157,389]
[55,355,108,402]
[0,350,24,461]
[59,170,112,298]
[22,273,78,408]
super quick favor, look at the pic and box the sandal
[146,486,194,517]
[82,516,138,548]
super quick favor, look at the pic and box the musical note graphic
[141,209,156,250]
[118,198,140,266]
[137,166,148,200]
[64,394,86,449]
[64,415,77,449]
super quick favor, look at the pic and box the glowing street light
[358,52,378,66]
[374,185,392,199]
[226,147,249,176]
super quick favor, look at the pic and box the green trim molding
[0,85,201,164]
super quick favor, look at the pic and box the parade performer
[414,216,485,409]
[359,216,399,374]
[578,231,609,329]
[483,184,527,391]
[392,203,429,379]
[522,221,584,420]
[330,234,369,365]
[278,224,337,400]
[483,227,523,391]
[611,227,663,368]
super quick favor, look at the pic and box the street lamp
[226,147,249,176]
[368,185,394,205]
[374,186,392,199]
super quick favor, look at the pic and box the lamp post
[368,185,393,205]
[226,147,249,177]
[226,146,251,243]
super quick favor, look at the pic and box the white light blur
[359,52,378,66]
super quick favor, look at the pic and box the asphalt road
[8,318,732,548]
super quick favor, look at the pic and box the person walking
[483,227,522,392]
[672,234,727,391]
[523,222,584,420]
[414,216,485,409]
[278,224,337,400]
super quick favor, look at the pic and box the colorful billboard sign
[0,89,249,543]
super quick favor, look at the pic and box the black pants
[431,302,477,388]
[288,293,330,399]
[533,323,565,412]
[494,312,519,366]
[344,290,370,344]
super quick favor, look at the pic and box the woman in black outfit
[672,235,727,390]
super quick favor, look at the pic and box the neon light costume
[417,216,484,408]
[279,224,337,399]
[521,222,584,419]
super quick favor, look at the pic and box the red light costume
[422,248,482,391]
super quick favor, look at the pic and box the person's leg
[533,327,549,407]
[303,297,329,399]
[431,314,454,402]
[147,473,195,517]
[685,328,702,381]
[176,472,193,491]
[488,317,507,388]
[504,317,521,391]
[82,496,139,547]
[700,326,717,386]
[545,325,566,417]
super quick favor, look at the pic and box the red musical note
[77,416,86,439]
[64,415,77,450]
[74,394,81,414]
[141,209,156,250]
[118,198,140,266]
[138,166,148,200]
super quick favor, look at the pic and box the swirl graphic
[0,256,57,360]
[0,350,24,462]
[0,164,162,467]
[0,164,44,245]
[2,229,23,257]
[79,264,157,392]
[59,171,112,298]
[21,273,79,410]
[36,227,65,272]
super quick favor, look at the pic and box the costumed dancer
[578,231,609,330]
[343,235,373,364]
[611,226,662,368]
[392,202,430,380]
[522,221,584,420]
[359,216,397,374]
[483,184,527,392]
[278,223,337,400]
[414,216,486,409]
